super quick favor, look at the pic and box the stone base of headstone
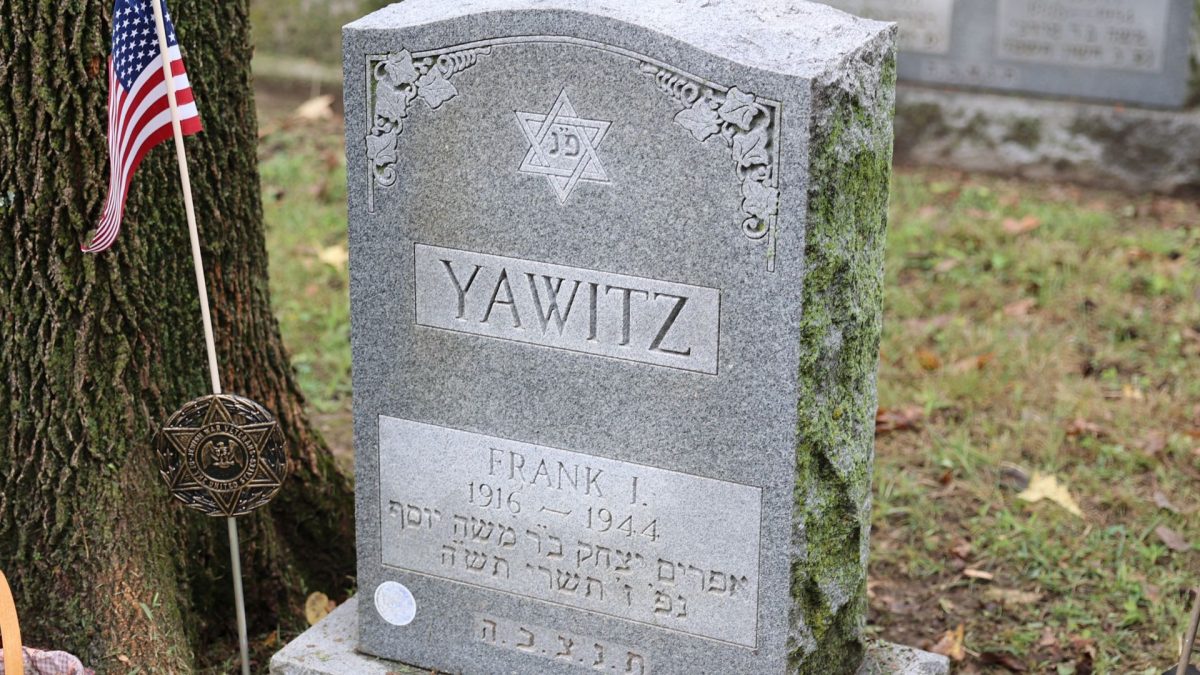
[895,84,1200,195]
[270,596,949,675]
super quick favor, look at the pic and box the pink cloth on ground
[0,648,93,674]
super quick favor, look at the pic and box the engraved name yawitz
[414,245,721,374]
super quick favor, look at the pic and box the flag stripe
[86,0,201,253]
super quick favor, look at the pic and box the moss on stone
[1005,117,1042,149]
[787,34,895,675]
[1190,0,1200,103]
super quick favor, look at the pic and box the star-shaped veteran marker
[516,89,612,204]
[157,394,288,518]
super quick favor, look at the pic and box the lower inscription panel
[378,416,762,648]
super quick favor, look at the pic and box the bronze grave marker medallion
[156,394,288,517]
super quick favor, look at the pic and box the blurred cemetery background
[249,1,1200,672]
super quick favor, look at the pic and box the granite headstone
[342,1,895,673]
[818,0,1196,108]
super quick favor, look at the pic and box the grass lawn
[259,110,1200,673]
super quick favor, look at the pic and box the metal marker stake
[148,1,250,673]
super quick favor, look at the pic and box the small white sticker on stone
[374,581,416,626]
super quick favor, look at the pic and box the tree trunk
[0,1,355,671]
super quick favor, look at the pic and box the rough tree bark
[0,0,355,671]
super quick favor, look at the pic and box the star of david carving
[516,89,612,204]
[158,394,287,517]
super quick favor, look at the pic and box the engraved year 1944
[483,446,659,543]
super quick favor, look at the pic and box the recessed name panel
[414,244,720,374]
[996,0,1171,72]
[378,417,763,647]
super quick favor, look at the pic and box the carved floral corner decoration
[641,64,781,271]
[366,48,491,203]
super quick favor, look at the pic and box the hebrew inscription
[379,417,762,647]
[414,244,720,374]
[996,0,1171,72]
[475,614,649,673]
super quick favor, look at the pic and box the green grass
[260,114,1200,673]
[260,117,351,414]
[872,173,1200,672]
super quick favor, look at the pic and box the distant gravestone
[818,0,1196,108]
[342,1,895,673]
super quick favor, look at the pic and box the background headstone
[344,1,895,673]
[818,0,1196,108]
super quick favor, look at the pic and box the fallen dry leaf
[1141,431,1168,455]
[1068,636,1096,674]
[1155,525,1190,552]
[1065,418,1105,438]
[294,94,335,120]
[916,347,943,371]
[963,568,994,581]
[903,314,954,334]
[1121,383,1145,401]
[933,259,959,273]
[980,651,1027,672]
[1153,490,1181,514]
[1002,215,1041,235]
[949,540,972,560]
[984,587,1043,608]
[305,591,337,626]
[1036,626,1059,650]
[950,353,994,374]
[1003,298,1037,318]
[1124,247,1153,263]
[931,624,966,661]
[1017,472,1084,518]
[318,245,349,270]
[876,406,923,434]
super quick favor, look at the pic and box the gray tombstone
[343,1,895,673]
[818,0,1196,108]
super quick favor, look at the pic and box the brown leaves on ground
[305,591,337,625]
[1155,525,1191,552]
[876,406,923,435]
[294,94,335,121]
[318,244,349,270]
[916,347,943,371]
[1016,472,1084,518]
[1002,215,1041,235]
[949,540,973,560]
[1065,418,1107,439]
[1003,298,1037,318]
[984,587,1043,609]
[979,651,1027,672]
[931,624,966,661]
[1152,489,1182,513]
[949,353,995,375]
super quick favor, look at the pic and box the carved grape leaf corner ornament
[364,38,782,272]
[366,47,492,194]
[641,64,781,270]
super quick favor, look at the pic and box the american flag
[85,0,202,253]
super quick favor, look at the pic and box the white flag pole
[148,2,251,674]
